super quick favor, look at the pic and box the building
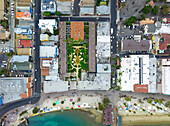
[0,77,32,104]
[71,22,84,40]
[152,36,160,55]
[121,40,152,52]
[56,1,72,15]
[41,0,56,13]
[0,0,5,20]
[0,28,10,40]
[40,45,58,58]
[162,18,170,24]
[97,6,109,15]
[162,59,170,95]
[144,24,156,34]
[38,19,57,34]
[103,105,113,125]
[80,0,95,15]
[78,22,111,90]
[117,55,157,93]
[158,34,170,54]
[40,45,68,93]
[18,40,32,47]
[40,34,49,41]
[140,18,154,26]
[16,0,32,20]
[14,27,32,35]
[9,55,32,71]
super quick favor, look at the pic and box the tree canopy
[143,5,152,14]
[152,5,159,15]
[43,11,51,16]
[161,4,169,15]
[125,16,137,26]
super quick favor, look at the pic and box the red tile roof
[19,40,32,47]
[134,84,148,93]
[41,68,49,76]
[28,77,31,82]
[28,88,32,97]
[149,1,154,6]
[159,34,170,50]
[27,83,31,88]
[21,93,28,98]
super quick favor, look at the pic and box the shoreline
[29,108,103,123]
[121,115,170,126]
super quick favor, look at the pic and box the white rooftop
[40,46,57,58]
[97,64,111,73]
[10,55,29,63]
[39,19,57,34]
[162,59,170,95]
[118,55,150,92]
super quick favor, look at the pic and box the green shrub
[61,101,64,104]
[147,99,153,104]
[125,97,131,101]
[72,102,75,105]
[20,110,28,116]
[140,14,146,20]
[55,11,62,16]
[32,107,39,114]
[53,103,56,106]
[43,11,51,16]
[103,98,110,107]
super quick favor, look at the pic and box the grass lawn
[100,1,106,6]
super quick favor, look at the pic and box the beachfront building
[40,45,68,93]
[78,22,111,90]
[117,55,157,93]
[162,59,170,95]
[0,77,32,104]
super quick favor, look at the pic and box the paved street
[73,0,80,16]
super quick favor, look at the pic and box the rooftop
[19,39,32,47]
[0,28,10,40]
[16,12,31,19]
[40,45,58,58]
[162,18,170,24]
[0,0,4,20]
[41,0,56,13]
[10,55,29,63]
[56,1,72,14]
[159,34,170,50]
[10,62,31,71]
[80,0,95,6]
[134,84,148,93]
[97,6,109,15]
[0,77,28,104]
[80,7,94,15]
[162,59,170,95]
[140,18,154,25]
[122,40,151,52]
[17,0,31,6]
[16,48,32,55]
[71,22,84,41]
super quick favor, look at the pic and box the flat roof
[17,0,31,6]
[71,22,84,41]
[0,77,27,103]
[10,55,29,63]
[16,12,31,18]
[0,0,4,20]
[40,46,57,58]
[134,84,148,93]
[122,40,150,52]
[16,48,32,55]
[159,34,170,50]
[97,64,111,73]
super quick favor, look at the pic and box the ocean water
[28,110,104,126]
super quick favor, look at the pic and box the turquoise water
[28,110,104,126]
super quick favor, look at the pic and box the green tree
[140,14,146,20]
[43,31,52,36]
[0,68,8,75]
[103,98,110,107]
[1,20,8,28]
[160,0,166,2]
[72,102,75,105]
[143,5,152,14]
[147,99,153,104]
[32,107,38,114]
[6,52,13,57]
[161,4,169,15]
[85,34,89,39]
[55,11,62,16]
[71,107,74,110]
[152,5,159,15]
[153,0,158,2]
[125,16,137,26]
[53,103,56,106]
[61,101,64,104]
[43,11,51,16]
[53,29,59,35]
[146,0,151,4]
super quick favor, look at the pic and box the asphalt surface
[43,16,110,22]
[73,0,80,16]
[0,0,42,118]
[110,0,118,87]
